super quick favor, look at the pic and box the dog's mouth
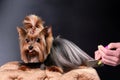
[25,50,39,63]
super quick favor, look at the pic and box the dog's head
[17,27,53,63]
[23,14,44,36]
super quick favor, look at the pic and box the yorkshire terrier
[17,14,96,73]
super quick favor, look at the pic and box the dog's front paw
[18,65,30,71]
[46,66,63,73]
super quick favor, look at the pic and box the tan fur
[23,14,44,37]
[17,15,53,63]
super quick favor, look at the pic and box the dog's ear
[17,27,26,38]
[41,26,53,54]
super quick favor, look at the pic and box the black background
[0,0,120,79]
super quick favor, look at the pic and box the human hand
[94,43,120,66]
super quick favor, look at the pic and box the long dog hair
[45,36,94,72]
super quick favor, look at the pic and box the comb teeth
[85,60,104,67]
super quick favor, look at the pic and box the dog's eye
[36,25,39,28]
[26,39,30,43]
[36,38,40,42]
[25,24,32,28]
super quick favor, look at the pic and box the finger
[98,45,117,56]
[108,42,120,49]
[98,45,106,51]
[103,49,120,57]
[102,54,119,64]
[98,45,108,56]
[102,57,119,66]
[114,49,120,58]
[94,50,102,60]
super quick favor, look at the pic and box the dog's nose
[29,45,33,50]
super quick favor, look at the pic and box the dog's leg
[46,66,63,73]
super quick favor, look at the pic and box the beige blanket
[0,61,100,80]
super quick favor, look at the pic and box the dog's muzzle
[25,48,39,63]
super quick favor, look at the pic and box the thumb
[107,43,120,49]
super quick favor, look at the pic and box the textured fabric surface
[0,61,100,80]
